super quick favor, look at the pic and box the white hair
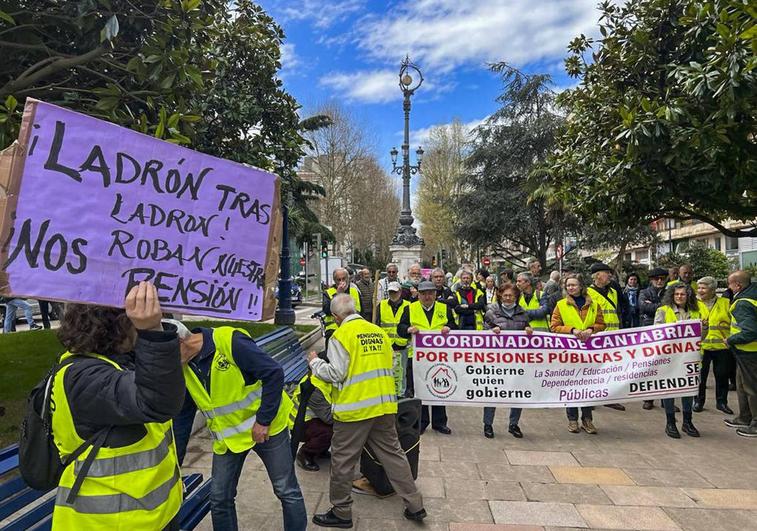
[697,276,717,290]
[330,293,357,318]
[332,267,348,281]
[550,271,560,281]
[161,319,192,339]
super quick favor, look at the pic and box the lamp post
[275,192,295,325]
[390,56,424,247]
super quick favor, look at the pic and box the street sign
[299,257,306,266]
[482,256,491,266]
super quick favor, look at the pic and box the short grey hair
[331,293,357,318]
[431,267,445,276]
[386,262,398,271]
[332,267,348,281]
[697,276,717,290]
[550,271,560,281]
[517,271,536,287]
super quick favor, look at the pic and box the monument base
[390,243,424,279]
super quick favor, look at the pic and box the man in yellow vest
[452,270,486,330]
[375,281,411,396]
[397,281,457,434]
[668,264,698,292]
[516,272,550,331]
[309,294,426,528]
[288,366,333,472]
[724,270,757,438]
[323,267,362,342]
[170,321,306,531]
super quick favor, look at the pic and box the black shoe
[724,417,750,428]
[682,421,700,437]
[642,400,654,410]
[729,382,737,391]
[483,424,494,439]
[433,425,452,435]
[29,324,42,330]
[296,450,320,472]
[736,426,757,438]
[716,403,734,415]
[692,400,704,413]
[604,403,626,411]
[404,508,427,521]
[508,424,523,438]
[665,422,681,439]
[312,509,353,528]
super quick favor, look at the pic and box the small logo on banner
[425,363,458,399]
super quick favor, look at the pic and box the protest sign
[412,321,702,407]
[0,99,281,320]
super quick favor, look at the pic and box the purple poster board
[0,100,280,320]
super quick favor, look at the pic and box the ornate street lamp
[274,192,295,325]
[390,56,425,247]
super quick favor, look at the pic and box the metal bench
[257,326,309,388]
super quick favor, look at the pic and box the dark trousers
[734,351,757,427]
[698,348,735,405]
[405,359,448,430]
[566,407,593,421]
[300,418,333,458]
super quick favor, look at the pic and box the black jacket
[60,326,184,448]
[639,285,666,326]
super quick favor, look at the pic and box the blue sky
[259,0,603,175]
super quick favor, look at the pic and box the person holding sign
[654,282,708,438]
[323,268,363,342]
[375,281,411,396]
[550,273,606,434]
[397,281,457,434]
[515,272,550,331]
[482,283,533,439]
[170,321,306,531]
[50,282,184,530]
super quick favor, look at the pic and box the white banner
[412,320,702,408]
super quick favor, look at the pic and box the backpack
[19,355,112,500]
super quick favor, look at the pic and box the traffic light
[321,240,328,258]
[441,249,448,260]
[432,256,437,266]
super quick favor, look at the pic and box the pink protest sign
[0,99,281,320]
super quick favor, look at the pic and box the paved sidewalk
[183,391,757,531]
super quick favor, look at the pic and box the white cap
[387,281,402,292]
[161,318,192,339]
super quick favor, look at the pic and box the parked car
[274,278,302,307]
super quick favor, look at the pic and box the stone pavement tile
[571,451,655,469]
[421,459,482,479]
[489,501,587,528]
[522,483,612,505]
[441,445,510,464]
[449,524,544,531]
[235,470,323,514]
[549,467,634,486]
[663,507,757,531]
[506,450,579,466]
[416,476,445,498]
[444,479,490,500]
[423,498,494,523]
[420,444,441,461]
[599,486,697,507]
[314,489,407,519]
[483,480,528,501]
[477,463,556,483]
[622,468,713,488]
[682,488,757,509]
[357,518,449,531]
[576,504,681,530]
[294,467,332,492]
[691,467,757,489]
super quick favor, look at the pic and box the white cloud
[274,0,365,29]
[319,69,400,104]
[280,43,300,73]
[404,117,488,148]
[356,0,599,73]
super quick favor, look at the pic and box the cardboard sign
[0,99,281,320]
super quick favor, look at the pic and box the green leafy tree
[550,0,757,238]
[659,240,731,279]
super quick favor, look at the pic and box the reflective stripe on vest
[454,288,484,329]
[324,287,363,332]
[51,353,182,530]
[587,287,620,330]
[730,297,757,352]
[330,317,398,422]
[519,290,548,331]
[379,299,409,347]
[407,301,449,358]
[288,373,333,429]
[556,298,598,330]
[183,327,293,454]
[702,296,730,351]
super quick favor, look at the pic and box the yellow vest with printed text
[379,298,410,348]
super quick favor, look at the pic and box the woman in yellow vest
[654,282,708,439]
[550,273,606,434]
[51,282,184,530]
[694,276,734,414]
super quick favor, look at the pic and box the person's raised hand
[125,281,162,331]
[336,281,347,293]
[408,326,419,335]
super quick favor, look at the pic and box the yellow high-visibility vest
[454,288,484,330]
[701,296,731,351]
[519,290,548,331]
[324,287,362,333]
[556,298,599,330]
[667,280,698,291]
[330,317,397,422]
[183,327,293,454]
[730,297,757,352]
[288,373,332,429]
[407,301,449,358]
[51,353,182,530]
[379,298,410,348]
[587,286,620,330]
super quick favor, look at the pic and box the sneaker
[312,509,353,529]
[568,420,580,433]
[508,424,523,438]
[581,419,598,434]
[483,424,494,439]
[724,417,751,428]
[29,324,43,330]
[404,508,427,521]
[736,426,757,438]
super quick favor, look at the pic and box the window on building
[624,253,632,262]
[637,249,649,261]
[726,237,739,251]
[714,238,722,251]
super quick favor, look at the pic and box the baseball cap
[387,281,401,292]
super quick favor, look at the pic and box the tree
[579,223,660,271]
[456,64,576,268]
[659,240,732,279]
[550,0,757,238]
[415,119,468,265]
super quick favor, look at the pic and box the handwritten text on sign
[412,321,702,407]
[2,101,277,319]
